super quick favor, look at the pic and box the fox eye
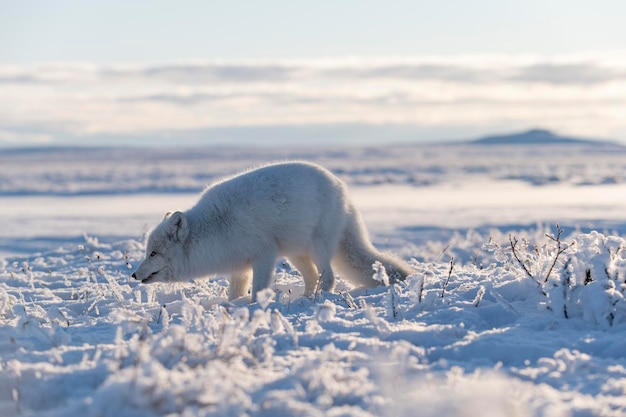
[150,251,157,257]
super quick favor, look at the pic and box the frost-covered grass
[2,227,626,416]
[2,143,626,416]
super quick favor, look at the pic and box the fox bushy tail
[333,204,413,287]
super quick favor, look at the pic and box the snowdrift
[1,228,626,416]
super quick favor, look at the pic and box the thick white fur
[132,161,413,301]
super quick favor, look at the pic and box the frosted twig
[509,234,534,279]
[488,287,520,316]
[388,284,401,319]
[340,291,358,309]
[561,257,572,319]
[473,286,486,307]
[313,271,324,303]
[435,244,450,262]
[544,224,567,283]
[417,276,425,304]
[440,257,454,299]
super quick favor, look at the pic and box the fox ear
[167,211,189,242]
[163,211,173,220]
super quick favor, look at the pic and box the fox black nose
[131,273,137,279]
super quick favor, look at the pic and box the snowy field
[2,142,626,416]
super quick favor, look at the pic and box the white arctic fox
[132,161,413,301]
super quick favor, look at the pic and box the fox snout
[131,259,157,283]
[131,268,160,284]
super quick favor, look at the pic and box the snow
[2,142,626,416]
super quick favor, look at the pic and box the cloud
[100,60,626,86]
[1,55,626,145]
[323,63,496,83]
[512,63,626,85]
[2,58,625,86]
[147,63,295,82]
[0,74,44,84]
[0,64,98,85]
[99,62,298,85]
[0,128,55,144]
[118,92,237,106]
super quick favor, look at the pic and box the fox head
[132,211,189,284]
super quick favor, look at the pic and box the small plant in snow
[486,227,626,325]
[473,286,486,307]
[505,224,571,286]
[315,300,336,322]
[385,284,402,320]
[372,261,402,319]
[360,299,392,335]
[372,261,389,286]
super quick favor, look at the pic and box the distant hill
[471,129,617,146]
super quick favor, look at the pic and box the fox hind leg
[229,268,252,300]
[290,255,320,297]
[313,255,335,292]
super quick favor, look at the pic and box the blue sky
[1,1,625,146]
[2,0,625,62]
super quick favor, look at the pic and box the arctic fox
[132,161,413,301]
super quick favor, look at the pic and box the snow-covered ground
[2,142,626,416]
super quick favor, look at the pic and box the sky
[1,0,626,147]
